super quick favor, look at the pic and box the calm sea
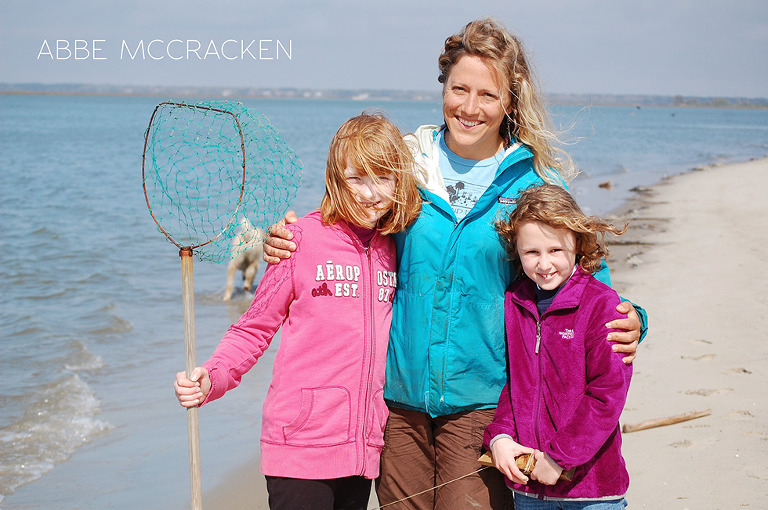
[0,94,766,509]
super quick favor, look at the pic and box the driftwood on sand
[621,408,712,433]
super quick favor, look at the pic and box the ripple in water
[0,374,113,501]
[64,340,106,372]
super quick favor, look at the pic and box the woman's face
[442,54,509,161]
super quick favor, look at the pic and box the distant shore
[2,83,767,108]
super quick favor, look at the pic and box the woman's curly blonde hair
[496,185,627,275]
[439,18,576,183]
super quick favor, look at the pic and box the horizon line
[1,82,766,106]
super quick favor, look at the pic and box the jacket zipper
[523,296,577,454]
[534,317,543,450]
[535,320,542,354]
[359,245,375,475]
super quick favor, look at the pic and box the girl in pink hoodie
[174,112,422,510]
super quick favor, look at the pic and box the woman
[264,18,645,510]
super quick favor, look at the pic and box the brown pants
[376,407,513,510]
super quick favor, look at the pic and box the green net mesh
[142,100,302,262]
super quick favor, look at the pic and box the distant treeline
[549,93,768,109]
[1,83,766,108]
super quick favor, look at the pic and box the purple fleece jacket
[200,211,397,480]
[484,267,632,500]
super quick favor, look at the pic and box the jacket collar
[510,266,592,317]
[406,125,534,204]
[304,211,383,252]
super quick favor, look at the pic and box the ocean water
[0,94,766,509]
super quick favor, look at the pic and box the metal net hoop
[141,100,302,262]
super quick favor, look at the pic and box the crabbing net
[142,100,302,262]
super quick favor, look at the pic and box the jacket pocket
[366,388,389,448]
[282,386,352,446]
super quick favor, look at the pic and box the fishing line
[373,466,491,509]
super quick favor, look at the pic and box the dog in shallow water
[223,217,265,301]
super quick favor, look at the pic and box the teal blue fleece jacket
[384,126,646,417]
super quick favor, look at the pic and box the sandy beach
[202,157,768,510]
[607,156,768,509]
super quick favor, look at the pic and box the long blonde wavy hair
[438,18,576,183]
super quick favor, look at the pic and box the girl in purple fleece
[173,112,422,510]
[484,184,632,509]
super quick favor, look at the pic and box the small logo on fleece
[498,196,516,205]
[559,329,575,340]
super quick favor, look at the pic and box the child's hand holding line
[490,437,535,485]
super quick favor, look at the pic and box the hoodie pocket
[282,386,351,446]
[366,389,388,448]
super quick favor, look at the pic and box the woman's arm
[593,261,647,364]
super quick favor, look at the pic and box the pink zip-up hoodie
[200,211,397,480]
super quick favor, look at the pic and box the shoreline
[199,157,768,510]
[602,156,768,508]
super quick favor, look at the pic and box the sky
[1,0,767,98]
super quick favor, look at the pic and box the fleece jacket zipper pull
[535,320,542,354]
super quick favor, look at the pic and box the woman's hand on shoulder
[262,210,298,264]
[606,301,641,364]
